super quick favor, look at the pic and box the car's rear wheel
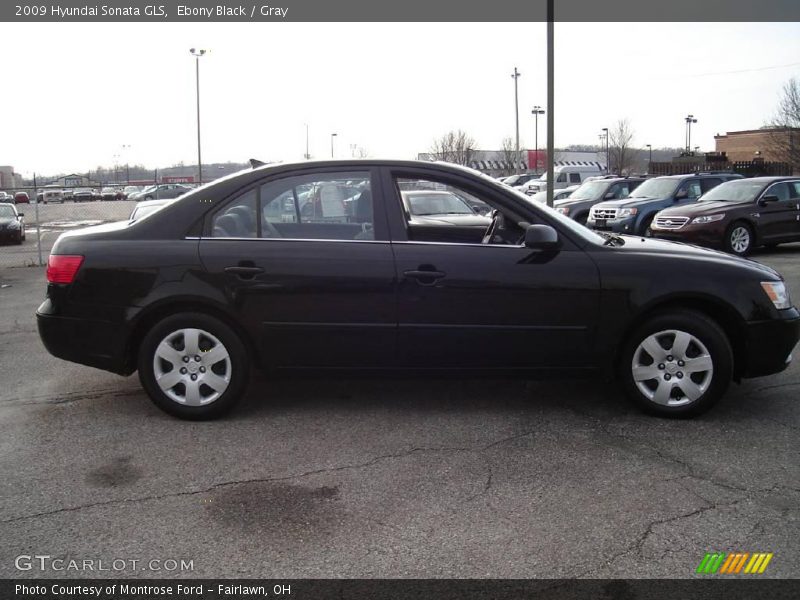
[138,312,249,419]
[620,310,732,418]
[725,221,753,256]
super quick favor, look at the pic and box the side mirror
[675,190,688,200]
[17,212,24,218]
[604,191,616,199]
[524,224,560,250]
[758,194,780,207]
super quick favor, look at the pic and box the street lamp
[531,106,545,175]
[304,124,310,159]
[511,67,521,174]
[685,114,697,154]
[646,144,652,170]
[330,132,338,158]
[122,144,131,183]
[189,48,206,184]
[601,128,609,173]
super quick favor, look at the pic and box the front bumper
[587,215,637,234]
[740,311,800,378]
[0,228,21,242]
[651,222,727,248]
[37,299,130,375]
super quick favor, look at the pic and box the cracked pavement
[0,246,798,579]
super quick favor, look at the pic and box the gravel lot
[0,245,798,579]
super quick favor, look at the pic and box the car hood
[410,214,490,226]
[657,200,747,216]
[596,196,663,209]
[613,235,781,279]
[555,197,596,208]
[0,217,18,225]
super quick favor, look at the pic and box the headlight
[761,281,792,310]
[617,208,638,217]
[556,207,569,215]
[693,214,725,224]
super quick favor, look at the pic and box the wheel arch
[611,294,748,381]
[123,298,260,375]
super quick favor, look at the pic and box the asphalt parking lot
[0,246,798,579]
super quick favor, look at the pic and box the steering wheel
[262,218,282,238]
[481,210,501,245]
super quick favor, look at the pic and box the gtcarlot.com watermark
[15,554,194,573]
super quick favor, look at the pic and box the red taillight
[47,255,84,284]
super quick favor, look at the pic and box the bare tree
[430,130,477,166]
[609,118,636,175]
[355,146,370,158]
[499,137,517,176]
[767,78,800,172]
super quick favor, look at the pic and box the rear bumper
[37,301,130,375]
[740,312,800,378]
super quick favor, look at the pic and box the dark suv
[587,173,742,236]
[651,177,800,255]
[554,177,644,225]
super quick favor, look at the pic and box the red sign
[162,176,195,184]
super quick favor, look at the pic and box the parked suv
[587,173,741,236]
[522,165,605,195]
[554,177,645,225]
[651,177,800,256]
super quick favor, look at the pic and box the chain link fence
[0,184,142,268]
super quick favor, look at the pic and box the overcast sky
[2,21,799,176]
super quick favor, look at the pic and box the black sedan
[0,203,25,244]
[37,160,799,420]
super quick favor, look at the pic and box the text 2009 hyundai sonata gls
[37,160,800,419]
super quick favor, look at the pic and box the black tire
[574,212,589,227]
[639,215,655,237]
[15,232,22,245]
[724,221,754,256]
[619,310,733,418]
[138,312,250,420]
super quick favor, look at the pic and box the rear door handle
[404,269,446,286]
[224,266,264,279]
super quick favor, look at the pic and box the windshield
[629,178,680,198]
[504,186,608,245]
[699,179,765,203]
[405,192,474,216]
[0,205,16,218]
[567,181,608,201]
[503,175,524,186]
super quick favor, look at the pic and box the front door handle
[224,265,264,279]
[404,269,446,286]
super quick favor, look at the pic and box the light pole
[330,132,338,158]
[685,114,697,154]
[511,67,521,174]
[304,124,310,159]
[531,106,545,175]
[601,127,609,173]
[122,144,131,183]
[646,144,652,171]
[189,48,206,184]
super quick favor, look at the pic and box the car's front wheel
[138,312,250,419]
[620,310,732,418]
[725,221,753,256]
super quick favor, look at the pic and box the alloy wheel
[730,226,751,254]
[631,329,714,407]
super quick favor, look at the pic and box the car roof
[724,176,798,184]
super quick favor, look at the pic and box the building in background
[0,166,24,190]
[714,127,799,164]
[417,150,606,178]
